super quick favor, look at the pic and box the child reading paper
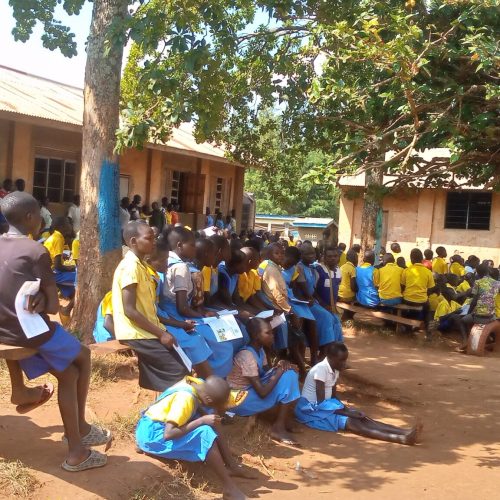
[227,318,301,446]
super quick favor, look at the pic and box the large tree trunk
[71,0,128,343]
[360,163,384,258]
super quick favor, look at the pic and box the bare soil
[1,326,500,499]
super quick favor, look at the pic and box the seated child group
[1,191,498,499]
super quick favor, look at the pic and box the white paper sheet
[203,314,243,342]
[256,310,274,319]
[291,298,310,304]
[217,309,239,316]
[173,344,193,372]
[14,279,49,339]
[270,313,286,329]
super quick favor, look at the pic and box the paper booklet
[255,310,274,319]
[173,344,193,372]
[14,279,49,339]
[202,314,243,342]
[269,313,286,329]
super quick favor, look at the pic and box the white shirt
[163,251,193,302]
[301,358,340,403]
[119,207,130,230]
[68,204,81,232]
[40,206,52,230]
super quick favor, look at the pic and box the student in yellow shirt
[239,246,269,312]
[338,243,347,266]
[434,287,463,333]
[135,375,255,499]
[202,235,231,305]
[373,254,403,306]
[401,248,436,336]
[432,246,448,275]
[112,221,188,391]
[449,255,465,277]
[338,250,358,303]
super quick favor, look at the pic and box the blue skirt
[256,291,288,350]
[54,269,76,298]
[310,303,343,345]
[230,369,300,417]
[158,301,234,378]
[295,397,348,432]
[290,299,315,321]
[157,306,212,366]
[136,415,217,462]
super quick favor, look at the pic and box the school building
[0,65,247,230]
[338,169,500,265]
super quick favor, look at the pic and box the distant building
[0,65,245,230]
[292,217,338,244]
[338,165,499,264]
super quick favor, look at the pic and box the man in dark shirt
[0,192,110,472]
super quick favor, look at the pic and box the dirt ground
[1,325,500,499]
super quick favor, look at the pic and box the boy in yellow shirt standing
[112,221,188,392]
[373,254,403,306]
[338,250,358,303]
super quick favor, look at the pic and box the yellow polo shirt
[238,269,261,302]
[339,262,356,300]
[432,257,448,275]
[112,250,164,340]
[401,263,435,303]
[373,263,403,300]
[428,293,444,312]
[449,262,465,277]
[43,230,65,268]
[202,266,218,294]
[434,299,461,320]
[456,280,471,294]
[339,252,347,267]
[71,236,80,261]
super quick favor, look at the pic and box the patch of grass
[130,463,210,500]
[0,459,40,498]
[105,410,140,441]
[90,353,129,387]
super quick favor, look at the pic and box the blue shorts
[19,324,82,379]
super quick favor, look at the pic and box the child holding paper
[0,192,110,471]
[159,227,235,378]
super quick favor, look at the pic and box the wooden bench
[89,339,132,356]
[337,302,425,333]
[0,344,37,361]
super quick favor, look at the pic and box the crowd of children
[2,190,499,497]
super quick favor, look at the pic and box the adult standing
[128,194,142,221]
[67,194,81,232]
[120,197,131,230]
[14,178,26,192]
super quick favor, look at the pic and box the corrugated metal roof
[338,149,487,190]
[292,217,337,228]
[0,65,233,163]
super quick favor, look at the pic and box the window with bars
[170,170,182,205]
[444,192,492,230]
[33,157,76,203]
[215,177,223,211]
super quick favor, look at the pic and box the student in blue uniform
[92,291,115,342]
[355,250,380,307]
[227,318,301,446]
[147,241,213,379]
[313,246,342,311]
[136,375,255,500]
[295,343,421,445]
[298,244,343,354]
[159,227,235,378]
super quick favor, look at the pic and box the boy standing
[0,192,110,471]
[112,221,188,391]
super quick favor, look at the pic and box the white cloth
[67,204,81,232]
[40,206,52,230]
[301,358,339,403]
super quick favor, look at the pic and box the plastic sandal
[61,449,107,472]
[62,424,112,447]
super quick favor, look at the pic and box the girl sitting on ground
[227,318,301,446]
[295,342,421,445]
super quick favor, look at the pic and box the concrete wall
[0,117,245,226]
[338,188,500,265]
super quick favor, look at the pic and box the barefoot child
[295,342,421,445]
[112,221,188,392]
[136,375,254,500]
[0,192,110,471]
[227,318,301,446]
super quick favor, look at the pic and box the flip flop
[62,424,112,447]
[16,383,54,414]
[61,449,107,472]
